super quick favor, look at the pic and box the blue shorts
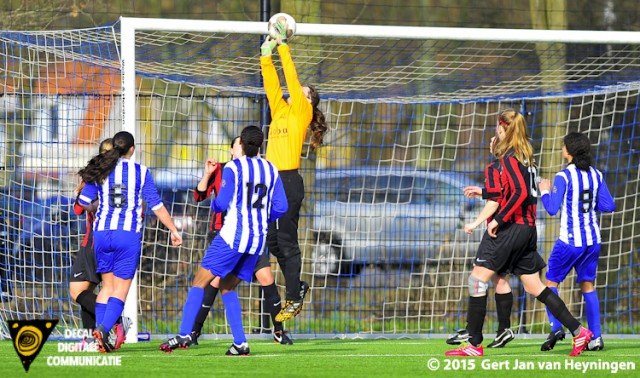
[545,239,601,284]
[93,230,142,280]
[201,236,261,282]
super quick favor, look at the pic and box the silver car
[309,167,484,275]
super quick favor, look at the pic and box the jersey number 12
[246,182,267,209]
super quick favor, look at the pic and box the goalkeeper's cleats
[93,325,115,353]
[569,326,592,357]
[273,330,293,345]
[275,300,300,322]
[487,328,515,348]
[261,37,277,56]
[587,336,604,351]
[541,329,566,351]
[445,343,484,357]
[446,329,470,345]
[300,281,310,298]
[159,334,192,353]
[225,342,250,356]
[275,281,309,322]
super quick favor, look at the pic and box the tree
[0,0,105,30]
[529,0,567,177]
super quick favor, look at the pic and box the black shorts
[206,230,271,273]
[206,230,219,246]
[253,252,271,272]
[474,223,546,276]
[70,244,101,285]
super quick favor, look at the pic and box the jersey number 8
[110,184,127,208]
[580,189,593,213]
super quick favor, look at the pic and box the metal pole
[119,16,139,343]
[257,0,272,335]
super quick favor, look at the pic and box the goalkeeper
[260,18,327,322]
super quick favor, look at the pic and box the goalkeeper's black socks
[76,290,97,330]
[536,287,581,335]
[495,292,513,333]
[467,295,487,347]
[192,285,219,335]
[262,283,284,332]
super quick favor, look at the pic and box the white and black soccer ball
[268,13,297,40]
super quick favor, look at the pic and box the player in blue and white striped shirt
[539,132,615,352]
[160,125,288,356]
[78,131,183,353]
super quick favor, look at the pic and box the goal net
[0,18,638,339]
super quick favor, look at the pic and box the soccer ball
[268,13,297,40]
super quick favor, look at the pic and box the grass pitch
[1,337,639,377]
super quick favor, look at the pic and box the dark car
[12,195,80,283]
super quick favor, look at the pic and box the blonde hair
[79,132,134,184]
[493,109,534,166]
[99,138,114,154]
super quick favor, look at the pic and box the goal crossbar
[120,16,640,44]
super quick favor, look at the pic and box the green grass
[1,338,639,377]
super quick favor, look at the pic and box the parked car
[309,167,484,276]
[0,190,18,300]
[147,167,211,236]
[12,195,80,282]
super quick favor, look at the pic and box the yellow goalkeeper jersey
[260,44,313,171]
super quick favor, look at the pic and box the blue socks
[222,291,246,345]
[583,291,601,338]
[179,287,205,337]
[545,286,562,332]
[102,297,124,333]
[95,302,107,327]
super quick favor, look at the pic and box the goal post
[1,17,639,340]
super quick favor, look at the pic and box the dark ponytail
[240,126,264,157]
[78,131,135,184]
[564,132,592,171]
[307,85,327,151]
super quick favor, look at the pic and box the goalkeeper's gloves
[274,19,288,45]
[261,36,277,56]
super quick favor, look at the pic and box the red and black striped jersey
[74,198,96,248]
[494,152,537,227]
[193,163,224,232]
[482,159,502,223]
[483,159,502,201]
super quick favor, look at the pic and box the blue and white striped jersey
[212,155,288,255]
[541,164,615,247]
[78,158,164,233]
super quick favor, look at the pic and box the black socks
[537,287,580,335]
